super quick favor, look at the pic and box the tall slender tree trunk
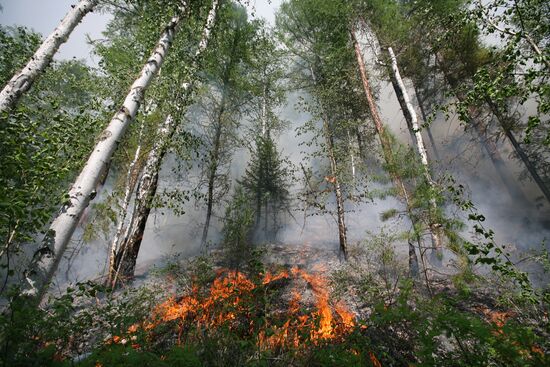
[114,115,175,281]
[309,66,348,260]
[0,0,98,116]
[389,47,443,257]
[107,119,145,286]
[435,54,528,202]
[355,127,366,161]
[200,14,243,247]
[201,114,224,247]
[352,29,420,277]
[486,98,550,204]
[413,84,441,161]
[24,7,188,302]
[110,0,220,283]
[261,83,269,138]
[347,130,357,182]
[328,133,349,261]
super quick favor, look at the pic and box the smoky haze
[2,1,546,291]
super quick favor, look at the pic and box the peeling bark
[25,7,188,302]
[112,0,220,281]
[107,119,145,287]
[352,30,420,277]
[0,0,98,116]
[115,115,175,282]
[389,47,443,256]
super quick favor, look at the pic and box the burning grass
[5,249,547,366]
[113,267,358,352]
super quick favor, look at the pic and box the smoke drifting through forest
[1,0,546,302]
[57,70,549,288]
[50,27,550,289]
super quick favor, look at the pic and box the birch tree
[25,3,189,302]
[351,30,421,276]
[310,66,351,259]
[405,0,549,204]
[388,46,443,258]
[0,0,98,117]
[0,55,106,297]
[110,0,220,283]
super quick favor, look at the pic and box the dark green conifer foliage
[241,135,290,241]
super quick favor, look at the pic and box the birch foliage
[0,0,98,116]
[0,26,107,295]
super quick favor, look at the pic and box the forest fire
[116,268,356,350]
[257,267,356,349]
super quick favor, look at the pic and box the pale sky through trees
[0,0,281,65]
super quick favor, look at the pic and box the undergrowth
[0,244,547,366]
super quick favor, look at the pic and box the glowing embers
[120,267,355,350]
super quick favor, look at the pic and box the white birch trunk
[352,28,420,278]
[112,0,220,281]
[25,8,187,302]
[107,119,145,286]
[388,47,443,254]
[113,115,176,284]
[0,0,98,115]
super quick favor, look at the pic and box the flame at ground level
[119,268,357,350]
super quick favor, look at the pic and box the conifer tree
[241,136,290,241]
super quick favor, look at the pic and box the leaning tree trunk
[486,98,550,204]
[106,120,145,286]
[110,0,220,283]
[309,66,348,260]
[389,47,443,257]
[352,30,420,279]
[413,84,441,161]
[24,7,188,303]
[0,0,98,116]
[113,115,175,282]
[435,54,528,203]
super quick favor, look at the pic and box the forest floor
[60,242,547,366]
[3,242,548,366]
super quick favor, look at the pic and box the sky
[0,0,282,65]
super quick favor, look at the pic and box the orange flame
[113,268,356,351]
[262,270,290,284]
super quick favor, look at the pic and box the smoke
[52,18,549,295]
